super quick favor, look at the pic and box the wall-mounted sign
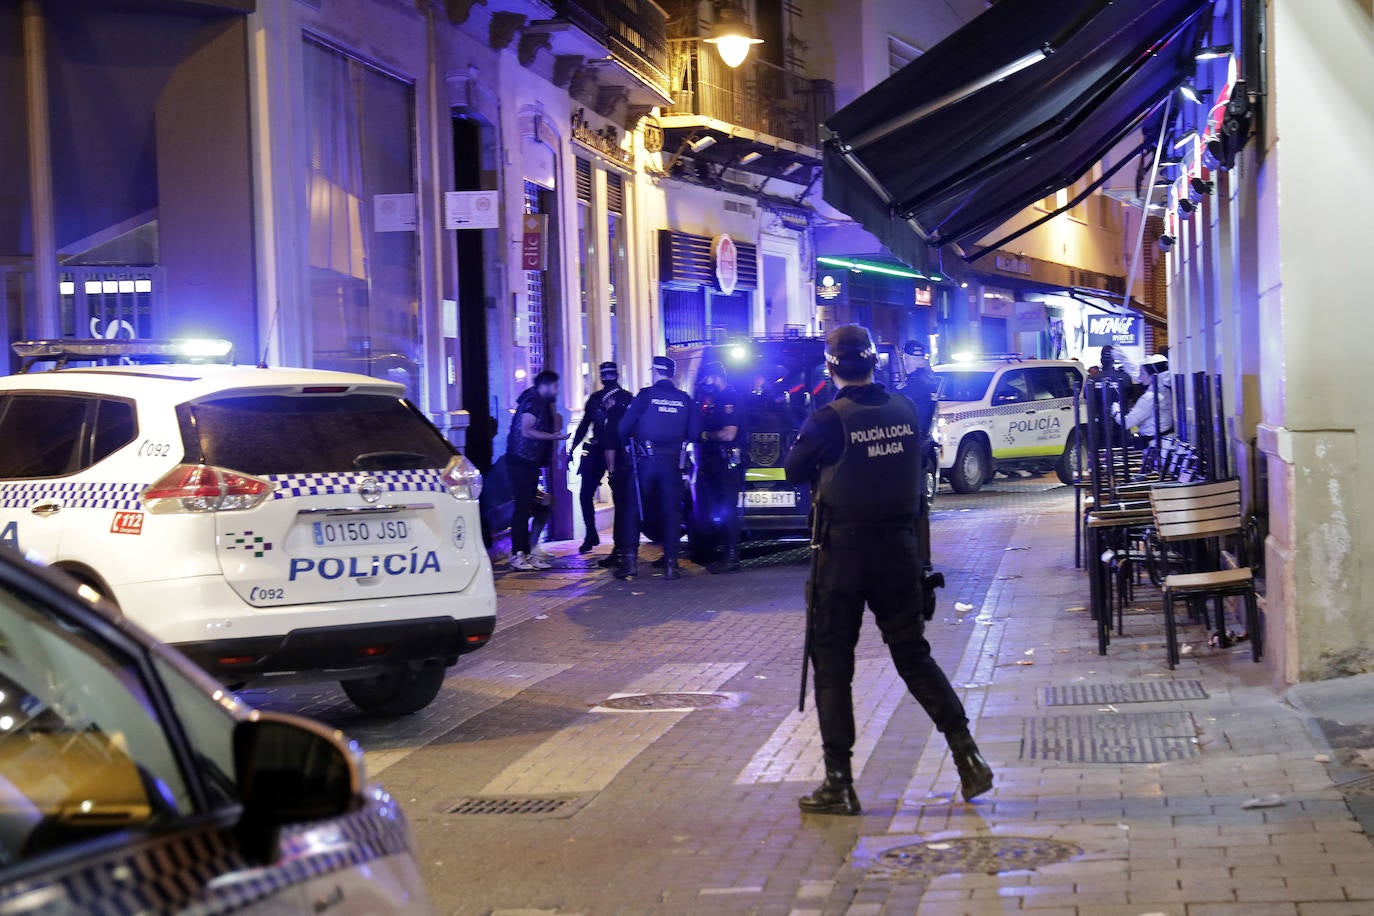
[994,254,1032,276]
[444,191,499,230]
[817,274,843,301]
[713,234,739,295]
[521,214,547,272]
[373,193,417,232]
[1086,313,1142,347]
[914,286,932,306]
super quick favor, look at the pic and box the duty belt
[635,440,680,458]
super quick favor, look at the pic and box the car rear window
[183,393,455,476]
[936,371,995,402]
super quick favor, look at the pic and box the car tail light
[143,464,274,514]
[442,454,483,500]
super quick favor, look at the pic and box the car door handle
[1024,410,1037,415]
[1060,406,1073,411]
[30,502,62,517]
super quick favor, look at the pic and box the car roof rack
[12,338,235,373]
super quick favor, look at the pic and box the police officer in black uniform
[616,355,701,581]
[570,361,624,553]
[599,369,638,571]
[696,362,745,574]
[785,325,993,815]
[901,339,940,568]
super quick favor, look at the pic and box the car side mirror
[233,712,361,860]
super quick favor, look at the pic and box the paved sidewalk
[245,479,1374,915]
[842,492,1374,916]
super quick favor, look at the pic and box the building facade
[1166,0,1374,683]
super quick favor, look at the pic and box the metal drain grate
[1044,680,1208,706]
[596,692,732,712]
[1022,712,1200,764]
[1337,774,1374,797]
[869,837,1082,879]
[448,796,574,816]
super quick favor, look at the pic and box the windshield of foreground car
[935,371,996,403]
[184,393,456,476]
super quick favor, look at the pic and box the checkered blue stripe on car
[0,481,143,511]
[266,469,447,500]
[943,397,1074,425]
[0,792,413,915]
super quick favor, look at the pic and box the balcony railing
[550,0,670,95]
[665,40,834,150]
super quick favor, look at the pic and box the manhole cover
[1338,774,1374,797]
[1044,680,1207,706]
[870,837,1082,878]
[448,796,575,816]
[1022,712,1200,764]
[596,692,732,711]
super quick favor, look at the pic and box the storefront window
[303,39,420,399]
[575,158,593,392]
[606,172,627,364]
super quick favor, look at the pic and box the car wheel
[1056,429,1087,486]
[924,467,938,503]
[342,664,445,717]
[949,438,988,494]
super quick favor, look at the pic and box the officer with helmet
[785,325,993,815]
[696,361,745,574]
[569,361,629,553]
[616,355,701,581]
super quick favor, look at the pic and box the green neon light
[817,256,927,280]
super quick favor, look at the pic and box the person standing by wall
[505,370,567,571]
[785,325,993,815]
[615,356,701,581]
[569,362,625,553]
[696,362,745,574]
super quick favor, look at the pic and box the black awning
[823,0,1209,262]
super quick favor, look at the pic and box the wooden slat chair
[1148,479,1263,668]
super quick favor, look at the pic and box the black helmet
[825,324,877,381]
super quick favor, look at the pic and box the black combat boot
[597,551,622,569]
[613,556,638,580]
[798,764,861,816]
[708,548,741,575]
[662,561,681,581]
[948,730,994,802]
[579,532,600,553]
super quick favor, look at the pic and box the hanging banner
[1086,313,1143,347]
[712,234,739,295]
[521,214,547,271]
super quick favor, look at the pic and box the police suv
[0,339,493,716]
[933,356,1087,493]
[668,336,910,553]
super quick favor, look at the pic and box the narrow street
[247,478,1374,915]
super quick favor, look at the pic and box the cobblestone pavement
[245,475,1374,915]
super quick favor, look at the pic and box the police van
[0,547,429,913]
[932,356,1087,493]
[0,339,493,716]
[667,336,912,553]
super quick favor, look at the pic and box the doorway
[453,115,497,470]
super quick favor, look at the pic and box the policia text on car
[784,325,994,814]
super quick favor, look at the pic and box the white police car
[0,340,493,716]
[933,357,1087,493]
[0,546,429,913]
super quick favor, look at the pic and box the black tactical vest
[817,391,922,525]
[506,388,554,466]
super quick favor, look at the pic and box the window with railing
[665,40,833,148]
[550,0,669,92]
